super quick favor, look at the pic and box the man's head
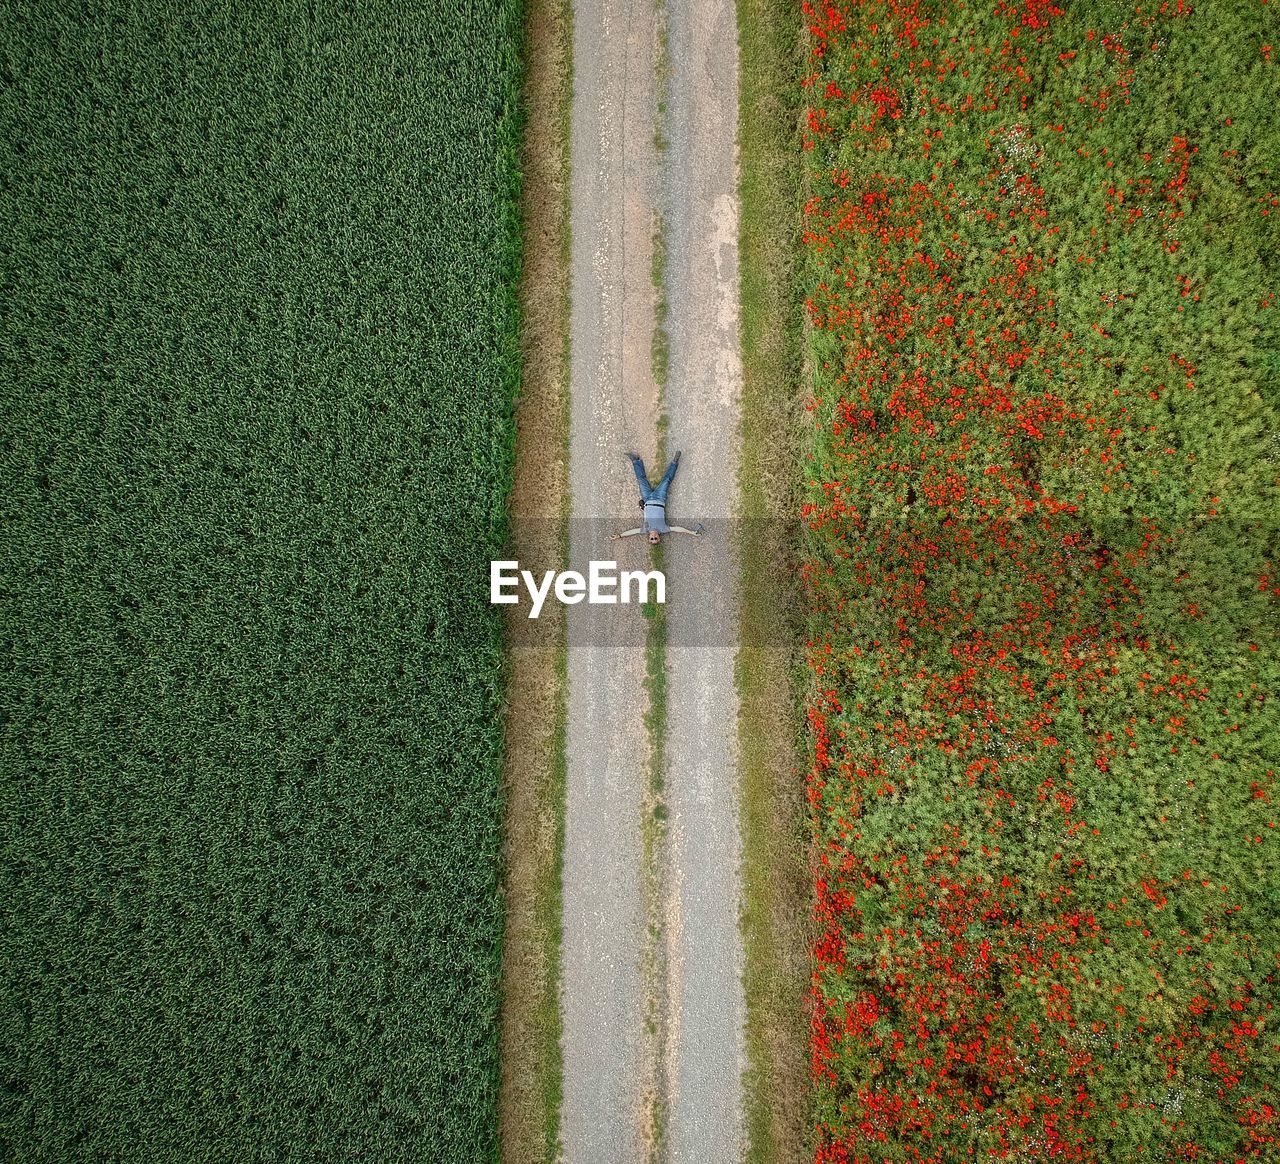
[648,530,661,545]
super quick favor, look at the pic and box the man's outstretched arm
[666,523,704,536]
[610,527,645,540]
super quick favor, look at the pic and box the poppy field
[798,0,1278,1159]
[1,3,522,1160]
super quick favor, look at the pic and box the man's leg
[651,451,681,503]
[628,453,653,500]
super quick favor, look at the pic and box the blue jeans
[629,453,679,503]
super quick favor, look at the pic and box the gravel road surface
[659,0,747,1159]
[561,0,744,1158]
[561,0,661,1160]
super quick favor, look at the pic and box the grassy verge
[497,0,573,1158]
[734,2,812,1162]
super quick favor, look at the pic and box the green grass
[652,0,672,403]
[655,4,672,154]
[733,2,814,1163]
[651,217,672,412]
[644,26,673,1141]
[539,639,569,1162]
[541,14,574,1154]
[644,543,671,803]
[0,4,525,1160]
[641,533,670,1160]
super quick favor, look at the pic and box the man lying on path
[611,451,704,545]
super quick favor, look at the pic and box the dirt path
[658,0,746,1158]
[560,0,661,1160]
[561,0,744,1158]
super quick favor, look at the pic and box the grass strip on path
[642,12,674,1143]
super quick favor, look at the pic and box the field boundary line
[733,1,813,1161]
[498,0,574,1158]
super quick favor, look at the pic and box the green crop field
[0,3,523,1160]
